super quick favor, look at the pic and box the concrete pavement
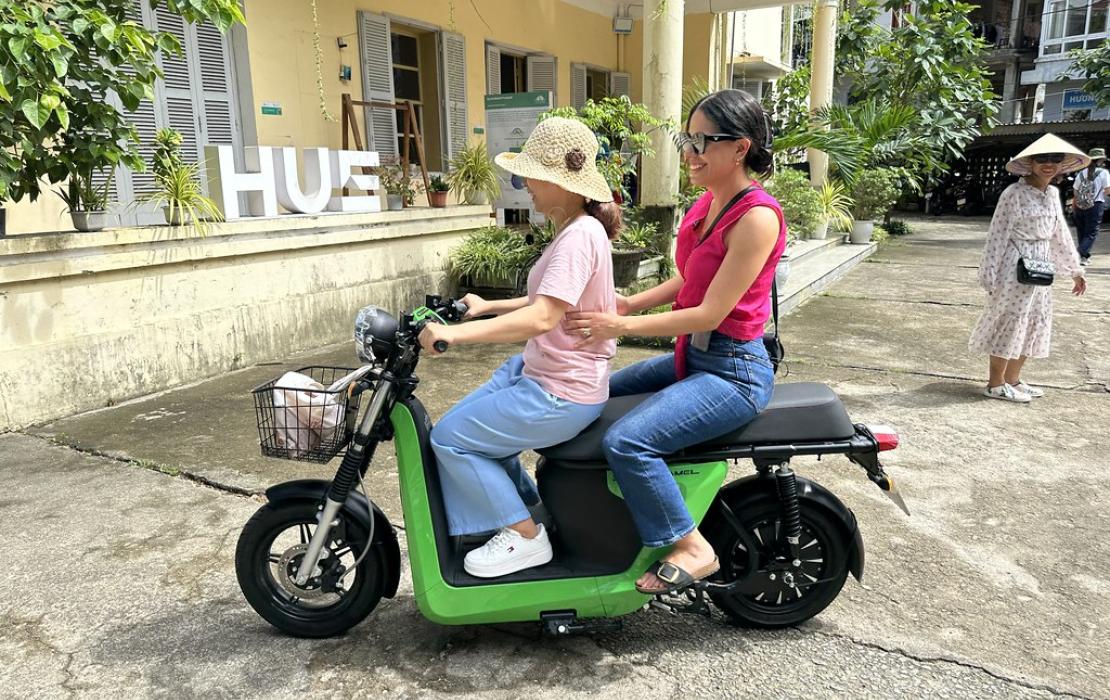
[4,216,1109,698]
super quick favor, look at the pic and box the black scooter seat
[538,382,855,464]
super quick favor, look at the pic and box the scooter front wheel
[705,500,849,628]
[235,501,386,638]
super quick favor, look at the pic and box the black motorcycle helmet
[353,305,399,365]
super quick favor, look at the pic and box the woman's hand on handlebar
[459,293,490,320]
[418,322,454,355]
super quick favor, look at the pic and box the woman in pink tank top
[566,90,786,594]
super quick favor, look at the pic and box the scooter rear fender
[705,474,865,582]
[265,479,402,598]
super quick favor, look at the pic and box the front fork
[293,378,392,585]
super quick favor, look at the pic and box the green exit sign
[261,102,282,116]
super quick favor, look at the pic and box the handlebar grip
[433,340,449,353]
[453,300,469,318]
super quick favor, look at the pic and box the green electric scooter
[235,296,907,638]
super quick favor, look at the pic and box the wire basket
[252,366,363,464]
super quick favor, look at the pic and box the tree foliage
[0,0,244,203]
[1066,42,1110,109]
[835,0,999,170]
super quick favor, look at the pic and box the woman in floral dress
[969,133,1089,402]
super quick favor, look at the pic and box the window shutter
[570,64,587,109]
[357,11,398,159]
[527,55,556,102]
[194,22,237,151]
[440,32,468,163]
[486,44,501,95]
[154,8,201,164]
[609,71,631,99]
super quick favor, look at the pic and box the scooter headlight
[353,305,399,365]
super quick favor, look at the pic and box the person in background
[1071,147,1109,266]
[969,134,1089,402]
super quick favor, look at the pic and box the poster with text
[484,91,552,210]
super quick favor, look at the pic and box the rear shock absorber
[775,463,802,558]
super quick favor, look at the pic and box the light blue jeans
[603,333,775,547]
[431,354,605,536]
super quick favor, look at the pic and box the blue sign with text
[1063,89,1096,111]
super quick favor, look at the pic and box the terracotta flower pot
[429,191,449,208]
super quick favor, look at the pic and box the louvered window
[100,1,242,225]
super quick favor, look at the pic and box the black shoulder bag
[1011,240,1054,286]
[695,186,785,374]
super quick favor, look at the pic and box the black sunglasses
[674,132,744,156]
[1031,154,1066,164]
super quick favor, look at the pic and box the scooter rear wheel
[236,501,386,638]
[705,500,849,628]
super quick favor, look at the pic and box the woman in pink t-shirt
[417,117,619,578]
[566,90,786,594]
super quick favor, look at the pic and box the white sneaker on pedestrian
[464,524,553,578]
[1012,382,1045,398]
[983,384,1032,403]
[1080,257,1091,267]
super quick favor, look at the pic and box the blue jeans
[431,354,604,536]
[1076,202,1105,258]
[602,333,775,547]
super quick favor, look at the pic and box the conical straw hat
[1006,133,1091,175]
[494,117,613,203]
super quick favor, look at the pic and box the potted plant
[449,224,535,298]
[446,141,500,205]
[55,170,113,232]
[143,128,223,233]
[850,168,900,244]
[813,180,854,240]
[613,220,657,287]
[428,175,450,208]
[375,166,404,211]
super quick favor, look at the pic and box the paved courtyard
[2,216,1109,698]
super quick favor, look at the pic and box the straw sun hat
[1006,133,1091,175]
[494,117,613,203]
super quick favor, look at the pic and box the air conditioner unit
[613,16,633,34]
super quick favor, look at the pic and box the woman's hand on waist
[564,311,628,348]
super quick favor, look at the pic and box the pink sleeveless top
[673,186,786,378]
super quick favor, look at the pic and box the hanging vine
[310,0,336,122]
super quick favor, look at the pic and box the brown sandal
[635,557,720,595]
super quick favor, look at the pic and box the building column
[641,0,684,235]
[807,0,838,187]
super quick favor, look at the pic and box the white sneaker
[984,384,1032,403]
[463,524,553,578]
[1012,382,1045,398]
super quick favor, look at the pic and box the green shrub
[851,168,900,221]
[765,168,822,239]
[885,219,914,236]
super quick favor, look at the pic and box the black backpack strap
[770,276,780,340]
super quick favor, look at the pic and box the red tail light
[867,424,900,452]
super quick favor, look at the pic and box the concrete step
[783,234,846,266]
[778,240,876,316]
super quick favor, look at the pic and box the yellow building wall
[242,0,627,154]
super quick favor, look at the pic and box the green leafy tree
[835,0,998,170]
[0,0,245,203]
[776,100,941,192]
[1065,42,1110,108]
[543,96,673,202]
